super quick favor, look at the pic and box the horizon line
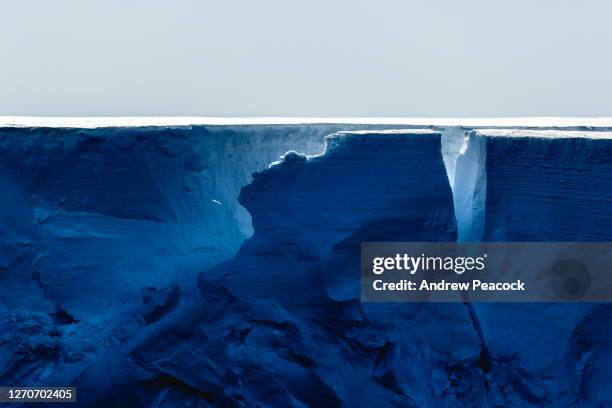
[2,116,612,128]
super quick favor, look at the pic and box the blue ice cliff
[454,129,612,406]
[0,120,611,407]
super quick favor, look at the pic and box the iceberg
[1,119,612,406]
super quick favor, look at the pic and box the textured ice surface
[0,123,443,388]
[0,124,336,386]
[1,121,612,406]
[208,129,457,300]
[455,129,612,406]
[72,130,464,407]
[455,129,612,241]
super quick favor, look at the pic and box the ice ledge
[2,116,612,128]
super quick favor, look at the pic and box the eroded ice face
[1,121,612,406]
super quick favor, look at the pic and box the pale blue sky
[1,0,611,116]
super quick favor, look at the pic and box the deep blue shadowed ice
[0,124,611,407]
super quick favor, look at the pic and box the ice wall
[458,129,612,242]
[0,123,440,387]
[208,129,457,301]
[71,130,466,407]
[1,121,612,407]
[0,125,338,385]
[455,129,612,406]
